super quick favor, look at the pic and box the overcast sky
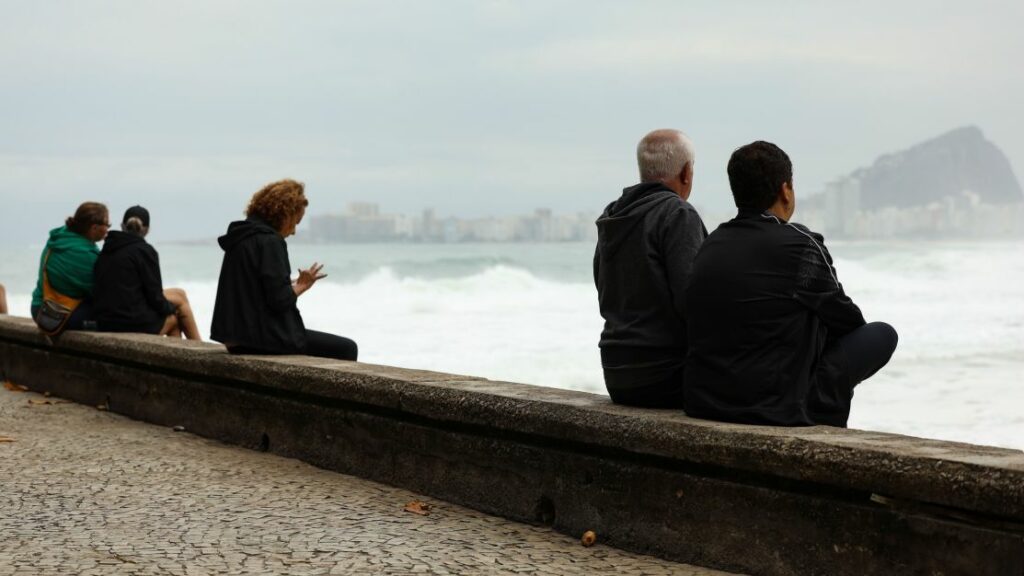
[2,0,1022,243]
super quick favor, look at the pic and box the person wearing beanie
[93,205,201,339]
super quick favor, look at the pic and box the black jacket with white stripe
[682,208,865,425]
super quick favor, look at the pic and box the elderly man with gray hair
[594,129,707,407]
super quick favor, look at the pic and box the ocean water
[3,240,1022,450]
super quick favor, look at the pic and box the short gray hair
[637,129,695,182]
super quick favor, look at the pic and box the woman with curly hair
[210,179,358,360]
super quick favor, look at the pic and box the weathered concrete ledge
[1,315,1022,575]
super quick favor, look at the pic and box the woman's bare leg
[163,288,201,341]
[158,314,181,338]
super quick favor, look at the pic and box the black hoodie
[93,230,176,333]
[594,183,707,390]
[210,218,306,352]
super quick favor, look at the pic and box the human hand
[294,262,327,296]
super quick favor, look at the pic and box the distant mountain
[846,126,1023,210]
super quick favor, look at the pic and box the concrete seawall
[1,315,1022,575]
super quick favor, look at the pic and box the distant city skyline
[294,192,1024,244]
[3,2,1023,245]
[299,202,596,244]
[298,125,1024,242]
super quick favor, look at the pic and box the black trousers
[602,347,686,409]
[606,368,685,408]
[808,321,899,427]
[228,329,358,362]
[605,322,898,420]
[304,329,359,361]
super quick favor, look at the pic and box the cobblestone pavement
[0,385,736,575]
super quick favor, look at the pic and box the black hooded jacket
[594,182,707,383]
[93,230,176,332]
[683,209,866,425]
[210,218,306,352]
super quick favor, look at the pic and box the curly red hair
[246,179,308,231]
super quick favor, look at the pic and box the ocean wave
[834,254,1024,360]
[158,265,604,389]
[5,254,1023,449]
[9,256,1024,365]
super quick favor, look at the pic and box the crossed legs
[809,322,899,427]
[160,287,201,340]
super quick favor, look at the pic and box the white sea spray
[3,241,1022,449]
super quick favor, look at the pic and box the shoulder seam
[758,213,840,289]
[786,223,839,289]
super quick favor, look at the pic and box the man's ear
[782,181,797,218]
[681,162,693,185]
[781,181,793,204]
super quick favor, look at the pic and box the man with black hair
[595,129,707,407]
[683,141,897,427]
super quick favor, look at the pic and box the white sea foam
[834,250,1024,361]
[4,241,1023,449]
[173,265,607,395]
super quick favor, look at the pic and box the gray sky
[2,0,1022,243]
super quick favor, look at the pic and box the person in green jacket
[31,202,110,330]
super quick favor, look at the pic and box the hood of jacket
[218,218,278,251]
[45,225,99,256]
[100,230,147,255]
[596,182,679,257]
[32,225,101,307]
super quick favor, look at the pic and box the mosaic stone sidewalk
[0,385,736,575]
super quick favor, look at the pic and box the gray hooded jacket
[594,182,707,365]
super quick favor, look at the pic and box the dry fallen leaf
[27,398,64,406]
[403,500,432,516]
[581,530,597,547]
[3,381,28,392]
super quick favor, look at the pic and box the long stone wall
[1,315,1022,575]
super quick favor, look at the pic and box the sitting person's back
[93,206,201,339]
[211,179,357,361]
[684,141,897,427]
[31,202,110,330]
[211,215,307,352]
[595,129,707,407]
